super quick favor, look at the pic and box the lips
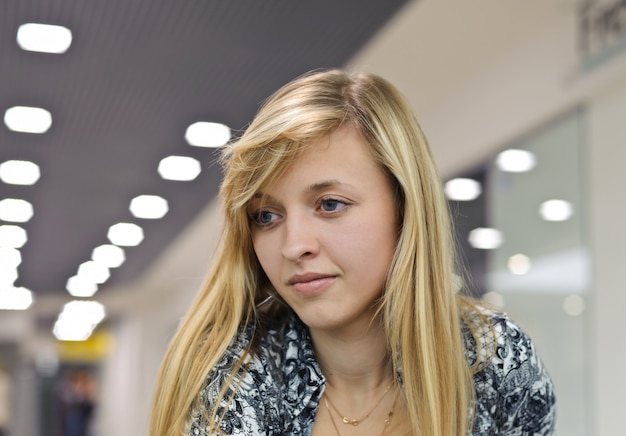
[287,272,336,296]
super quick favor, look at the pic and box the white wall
[349,0,626,179]
[484,108,589,435]
[588,77,626,436]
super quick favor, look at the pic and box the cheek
[330,218,397,274]
[251,234,278,277]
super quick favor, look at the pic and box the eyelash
[316,196,349,214]
[248,210,280,228]
[248,196,350,229]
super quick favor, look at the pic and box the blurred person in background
[55,369,96,436]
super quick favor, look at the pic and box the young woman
[150,69,556,435]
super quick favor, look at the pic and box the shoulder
[186,322,284,435]
[460,305,545,373]
[462,306,557,435]
[187,314,322,435]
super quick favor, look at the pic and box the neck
[310,318,393,393]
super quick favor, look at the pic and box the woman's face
[249,124,399,334]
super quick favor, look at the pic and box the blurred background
[1,1,624,435]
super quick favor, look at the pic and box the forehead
[303,123,374,163]
[255,124,386,197]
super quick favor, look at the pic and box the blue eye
[319,198,348,214]
[250,210,278,227]
[321,199,341,211]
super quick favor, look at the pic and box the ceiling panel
[0,0,409,295]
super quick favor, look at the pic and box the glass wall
[451,108,589,435]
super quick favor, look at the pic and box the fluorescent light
[0,199,34,223]
[539,199,573,222]
[92,244,125,268]
[185,122,231,148]
[507,253,531,275]
[0,160,41,185]
[444,178,482,201]
[496,149,537,173]
[0,225,28,248]
[53,300,105,341]
[562,294,585,316]
[468,227,503,250]
[158,155,201,181]
[77,261,110,284]
[4,106,52,134]
[0,286,34,310]
[66,275,98,298]
[107,223,144,246]
[0,266,18,287]
[0,246,21,268]
[129,195,168,219]
[61,300,106,324]
[53,322,92,341]
[482,291,505,308]
[17,23,72,54]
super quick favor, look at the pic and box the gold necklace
[323,383,392,426]
[325,384,391,427]
[323,389,400,436]
[323,397,343,436]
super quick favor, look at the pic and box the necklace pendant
[384,410,394,426]
[342,417,359,426]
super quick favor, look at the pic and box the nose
[281,213,319,262]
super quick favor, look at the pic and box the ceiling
[0,0,410,298]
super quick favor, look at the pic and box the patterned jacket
[187,310,556,435]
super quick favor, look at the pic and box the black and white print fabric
[186,310,556,435]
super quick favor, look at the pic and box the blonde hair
[150,69,476,435]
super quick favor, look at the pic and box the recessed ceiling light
[53,300,106,341]
[539,199,573,222]
[0,225,28,248]
[4,106,52,134]
[158,155,201,181]
[66,275,98,298]
[0,287,34,311]
[0,246,22,268]
[77,260,110,284]
[468,227,503,250]
[0,198,34,223]
[16,23,73,54]
[53,321,91,341]
[92,244,125,268]
[0,266,18,288]
[107,222,144,246]
[562,294,585,317]
[129,195,169,219]
[444,178,482,201]
[482,291,505,308]
[496,149,537,173]
[185,121,231,148]
[0,160,41,185]
[507,253,531,275]
[61,300,106,324]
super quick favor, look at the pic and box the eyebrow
[307,179,343,192]
[250,179,350,204]
[250,192,272,205]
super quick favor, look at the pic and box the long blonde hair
[150,69,475,435]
